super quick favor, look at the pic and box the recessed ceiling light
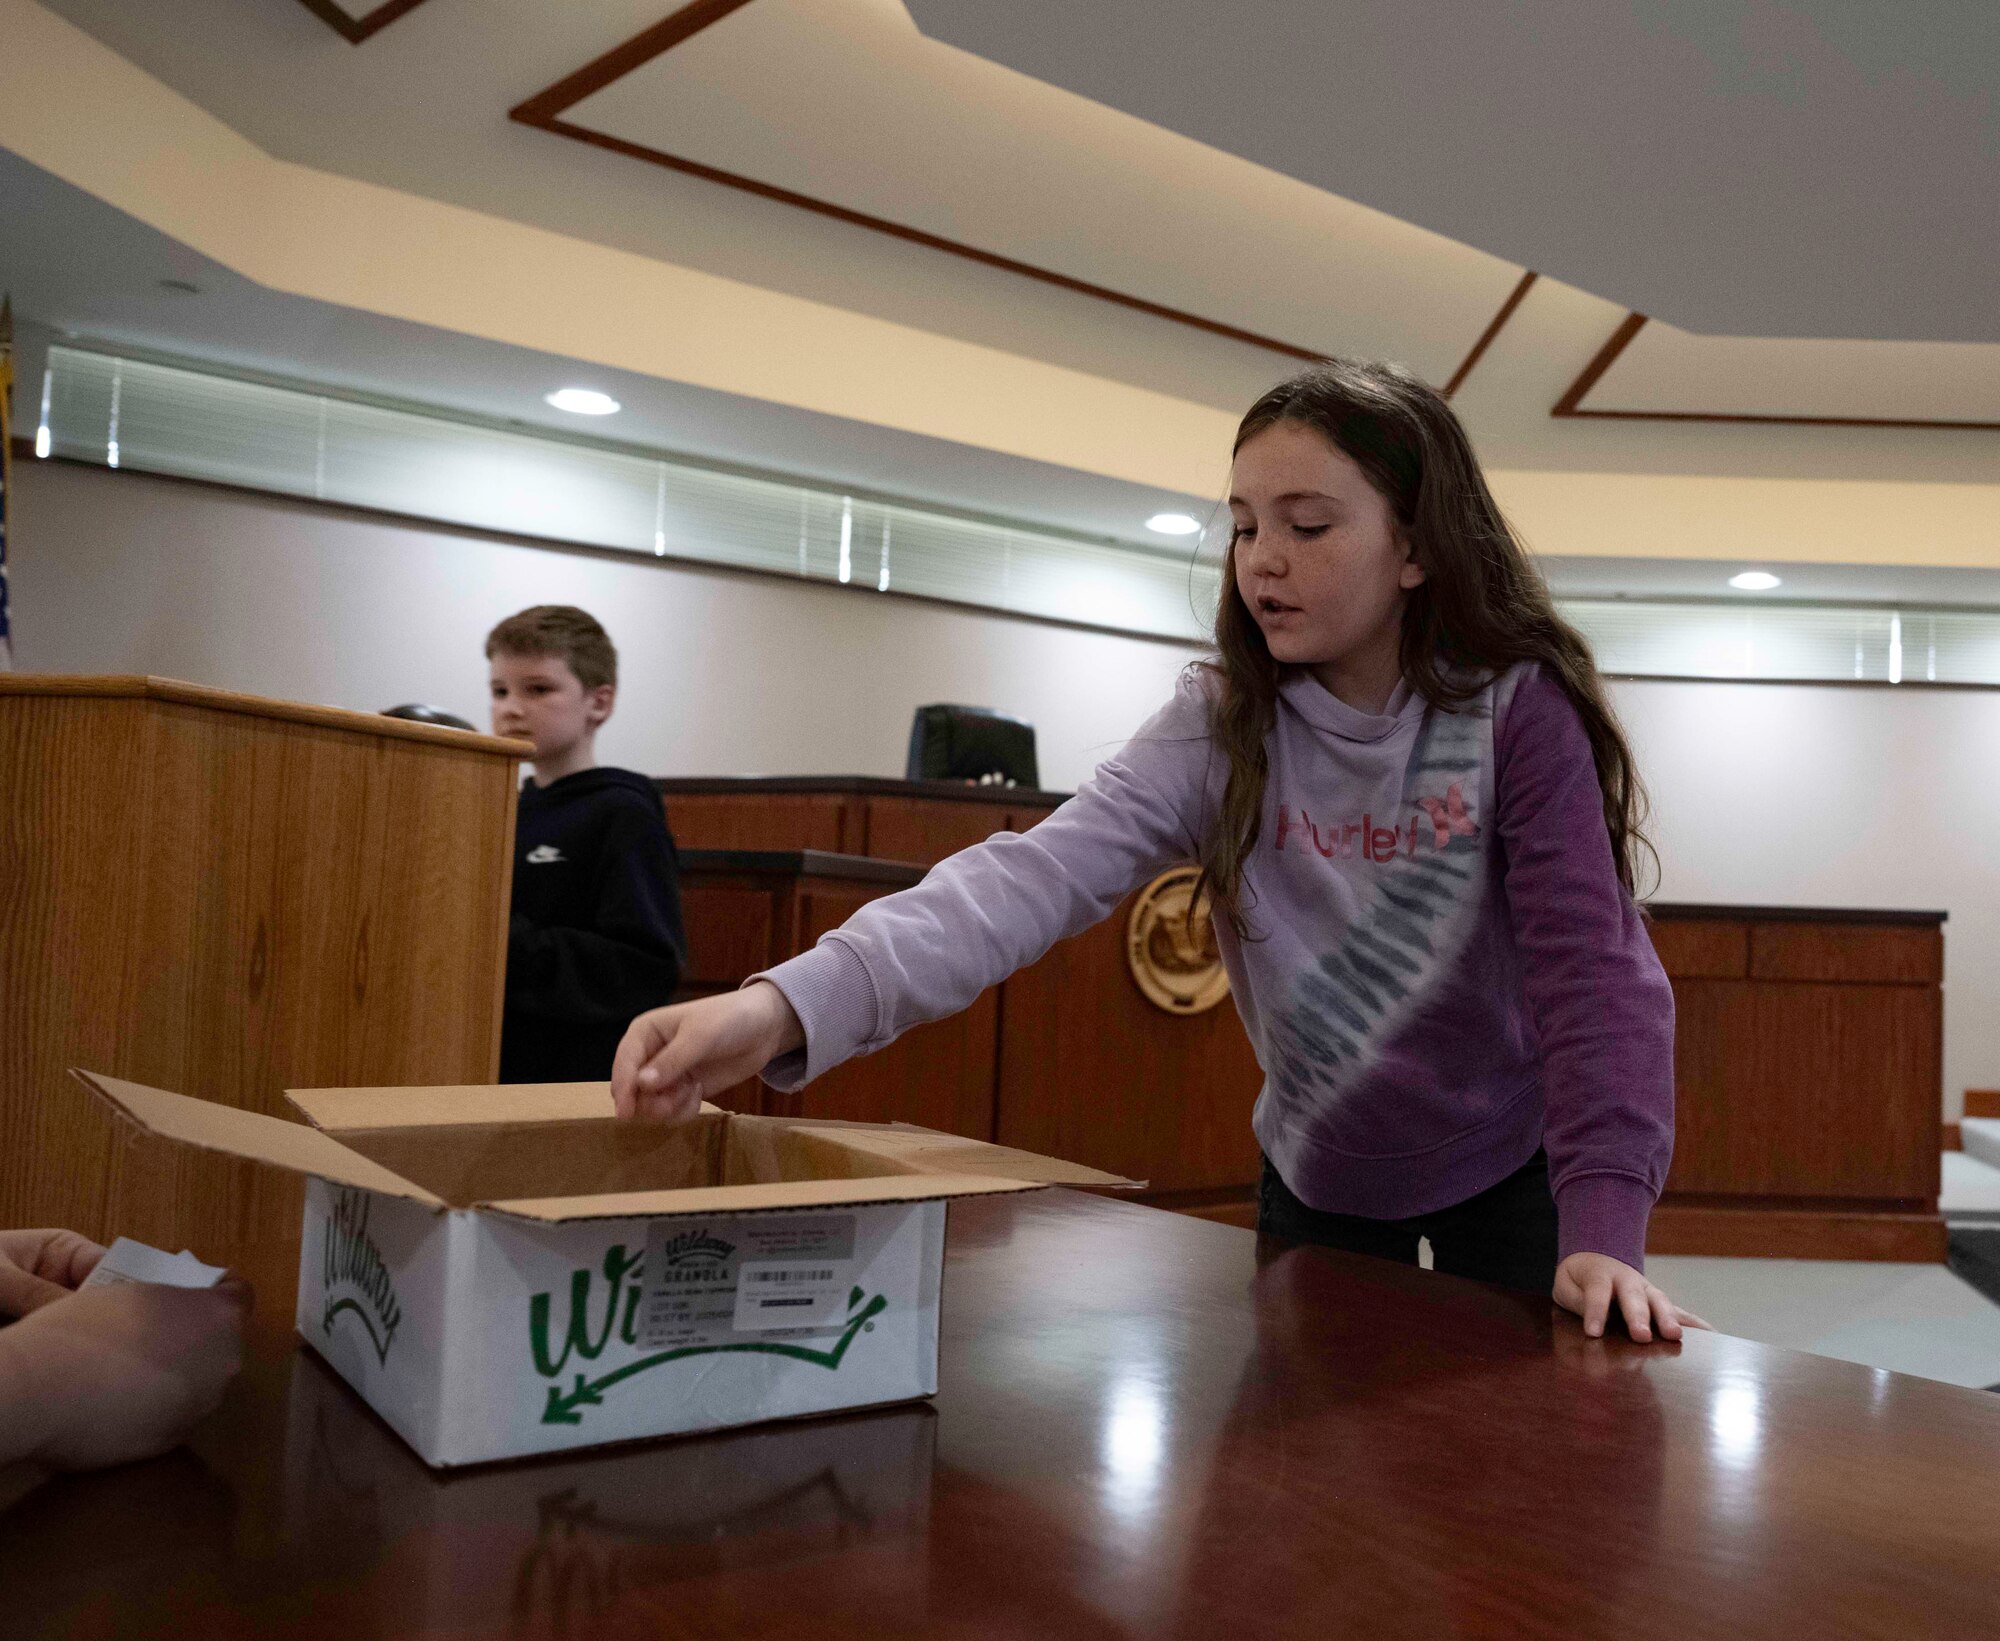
[1146,512,1202,536]
[545,387,621,416]
[1729,571,1782,591]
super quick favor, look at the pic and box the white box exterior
[297,1178,946,1467]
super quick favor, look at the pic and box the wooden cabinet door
[761,888,1000,1141]
[862,798,1014,866]
[1667,978,1940,1200]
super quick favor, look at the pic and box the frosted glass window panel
[321,400,660,552]
[1925,612,2000,685]
[1568,601,1915,684]
[115,356,321,495]
[44,349,117,465]
[34,346,2000,677]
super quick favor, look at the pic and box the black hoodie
[500,767,686,1084]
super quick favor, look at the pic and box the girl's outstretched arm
[613,676,1217,1117]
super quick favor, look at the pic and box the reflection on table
[6,1192,2000,1638]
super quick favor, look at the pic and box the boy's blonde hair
[485,606,618,691]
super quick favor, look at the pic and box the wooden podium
[0,676,527,1315]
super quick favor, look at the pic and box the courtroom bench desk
[5,1191,2000,1640]
[1646,904,1947,1262]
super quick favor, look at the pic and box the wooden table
[6,1192,1998,1639]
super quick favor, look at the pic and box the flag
[0,293,13,669]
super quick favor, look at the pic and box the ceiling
[3,0,1996,598]
[0,149,1209,546]
[908,0,2000,345]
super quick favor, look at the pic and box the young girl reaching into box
[612,359,1708,1344]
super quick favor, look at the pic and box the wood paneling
[673,867,999,1142]
[665,792,850,853]
[1647,907,1947,1258]
[1649,1202,1948,1262]
[862,798,1013,866]
[1646,918,1748,980]
[679,886,777,985]
[0,680,521,1318]
[1749,921,1943,985]
[1666,978,1939,1200]
[997,891,1263,1193]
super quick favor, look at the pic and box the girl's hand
[611,983,806,1123]
[1554,1252,1712,1343]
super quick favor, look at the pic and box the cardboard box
[74,1072,1131,1468]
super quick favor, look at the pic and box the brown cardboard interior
[288,1082,616,1132]
[330,1112,925,1208]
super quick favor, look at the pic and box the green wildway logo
[322,1190,402,1367]
[527,1240,886,1426]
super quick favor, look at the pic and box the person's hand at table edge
[0,1243,250,1494]
[612,981,806,1122]
[0,1227,110,1317]
[1554,1252,1712,1343]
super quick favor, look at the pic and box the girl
[613,360,1706,1344]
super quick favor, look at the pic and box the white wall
[9,460,1191,791]
[15,460,1998,1115]
[1612,679,2000,1119]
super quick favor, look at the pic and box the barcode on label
[748,1267,834,1284]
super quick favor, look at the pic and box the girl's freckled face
[1228,423,1423,674]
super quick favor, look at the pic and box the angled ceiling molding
[293,0,433,45]
[1556,314,2000,433]
[508,0,1328,365]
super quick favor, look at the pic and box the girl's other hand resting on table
[1554,1251,1710,1343]
[611,982,806,1123]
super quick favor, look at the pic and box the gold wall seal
[1126,866,1230,1015]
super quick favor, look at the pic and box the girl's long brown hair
[1195,358,1655,933]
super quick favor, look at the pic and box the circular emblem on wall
[1126,866,1231,1015]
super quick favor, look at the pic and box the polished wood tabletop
[5,1191,1999,1639]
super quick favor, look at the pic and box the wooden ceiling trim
[294,0,435,45]
[509,1,1344,365]
[1441,270,1537,398]
[1554,312,2000,431]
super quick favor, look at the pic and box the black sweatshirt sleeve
[505,800,686,1025]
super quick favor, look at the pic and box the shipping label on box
[73,1072,1132,1467]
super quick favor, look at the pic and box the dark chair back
[905,704,1038,788]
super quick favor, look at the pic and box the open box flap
[286,1081,623,1133]
[73,1071,446,1210]
[479,1171,1049,1224]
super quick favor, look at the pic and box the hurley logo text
[1274,783,1480,865]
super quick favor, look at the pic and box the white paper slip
[80,1237,228,1291]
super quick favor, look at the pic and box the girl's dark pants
[1256,1150,1560,1295]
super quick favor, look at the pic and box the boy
[487,606,686,1083]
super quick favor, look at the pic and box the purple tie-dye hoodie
[757,663,1675,1270]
